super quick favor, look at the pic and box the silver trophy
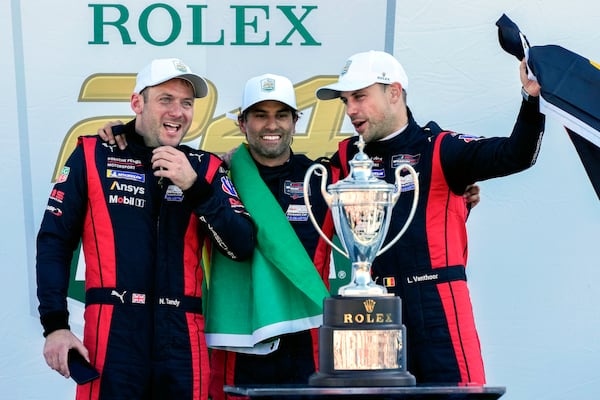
[304,135,419,386]
[304,135,419,296]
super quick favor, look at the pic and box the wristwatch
[521,86,539,103]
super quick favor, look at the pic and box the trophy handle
[377,163,419,256]
[303,164,349,258]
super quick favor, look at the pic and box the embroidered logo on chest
[284,180,305,199]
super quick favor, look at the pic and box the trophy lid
[331,135,395,192]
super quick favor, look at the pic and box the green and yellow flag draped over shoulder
[203,144,330,354]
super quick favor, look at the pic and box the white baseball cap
[241,73,297,113]
[134,58,209,98]
[316,50,409,100]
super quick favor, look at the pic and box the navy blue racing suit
[36,120,255,400]
[330,98,545,384]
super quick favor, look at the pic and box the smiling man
[36,58,255,400]
[207,73,333,400]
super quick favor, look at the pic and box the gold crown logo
[363,299,376,313]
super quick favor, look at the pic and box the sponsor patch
[164,185,184,202]
[110,290,127,303]
[46,205,63,217]
[286,204,309,222]
[284,181,304,199]
[106,169,145,183]
[221,176,238,197]
[451,133,482,143]
[229,198,249,214]
[260,77,276,92]
[371,156,385,178]
[110,181,145,195]
[229,197,244,208]
[50,189,65,203]
[108,194,146,208]
[399,172,418,192]
[340,60,353,76]
[392,153,420,168]
[102,143,118,153]
[188,152,204,163]
[106,156,143,170]
[57,166,70,183]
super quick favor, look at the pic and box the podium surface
[224,384,505,399]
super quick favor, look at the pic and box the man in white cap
[316,50,545,385]
[36,58,255,400]
[207,73,333,400]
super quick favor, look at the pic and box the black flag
[497,14,600,200]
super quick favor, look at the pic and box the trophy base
[310,296,416,387]
[309,369,416,387]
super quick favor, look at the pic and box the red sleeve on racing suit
[183,149,255,261]
[36,137,91,335]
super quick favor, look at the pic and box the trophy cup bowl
[303,135,419,386]
[329,182,396,296]
[304,135,419,297]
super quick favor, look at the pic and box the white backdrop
[2,1,599,399]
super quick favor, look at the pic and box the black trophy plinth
[309,295,416,387]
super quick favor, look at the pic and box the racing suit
[36,120,255,400]
[209,152,332,400]
[329,98,545,384]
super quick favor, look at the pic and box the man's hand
[464,184,481,208]
[219,147,238,169]
[520,59,541,98]
[97,120,127,150]
[43,329,88,379]
[152,146,198,190]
